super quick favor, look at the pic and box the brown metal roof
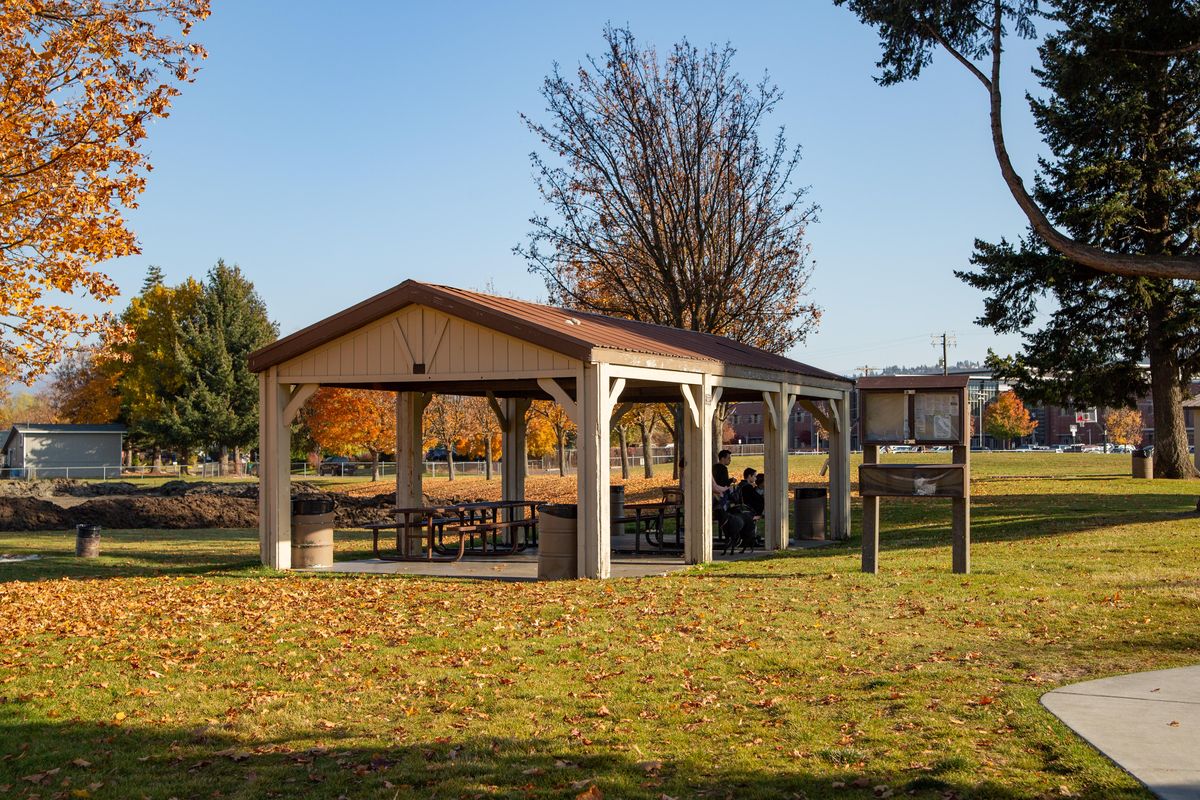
[248,280,850,384]
[857,374,971,390]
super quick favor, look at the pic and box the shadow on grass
[0,528,265,582]
[0,711,1148,800]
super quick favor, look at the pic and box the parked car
[318,456,359,476]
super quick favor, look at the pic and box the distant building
[1,424,126,479]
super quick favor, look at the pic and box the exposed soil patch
[0,479,396,531]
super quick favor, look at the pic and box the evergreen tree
[958,0,1200,478]
[175,260,277,473]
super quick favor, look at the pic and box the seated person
[740,469,765,518]
[713,476,756,552]
[713,449,737,488]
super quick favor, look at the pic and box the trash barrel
[291,496,335,568]
[75,524,101,557]
[610,485,626,537]
[1132,447,1153,479]
[538,504,578,580]
[793,487,827,540]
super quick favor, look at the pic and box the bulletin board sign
[858,376,970,446]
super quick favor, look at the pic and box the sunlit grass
[0,456,1195,799]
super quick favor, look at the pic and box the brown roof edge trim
[857,374,971,390]
[247,281,596,373]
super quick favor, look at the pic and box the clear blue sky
[106,0,1052,376]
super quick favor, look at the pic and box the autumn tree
[519,26,820,355]
[0,1,210,383]
[629,404,659,479]
[424,395,471,481]
[1105,407,1144,448]
[112,268,202,465]
[49,348,120,424]
[173,260,277,474]
[956,2,1200,477]
[529,400,576,477]
[837,0,1200,281]
[302,388,395,481]
[464,396,502,480]
[983,391,1037,449]
[0,388,56,431]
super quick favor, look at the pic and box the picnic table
[364,500,540,562]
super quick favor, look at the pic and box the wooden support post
[861,444,879,574]
[830,391,853,540]
[501,398,531,511]
[257,373,314,569]
[395,392,429,509]
[682,378,716,564]
[952,444,971,574]
[762,388,791,550]
[577,364,611,579]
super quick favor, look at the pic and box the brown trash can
[538,504,578,580]
[1132,451,1153,479]
[291,497,335,568]
[75,524,101,557]
[793,488,827,540]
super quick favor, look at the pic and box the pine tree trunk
[219,446,229,477]
[639,421,654,479]
[618,426,629,479]
[1147,331,1194,478]
[485,437,493,481]
[233,446,242,476]
[153,448,162,470]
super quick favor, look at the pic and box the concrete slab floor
[1042,665,1200,800]
[297,538,836,582]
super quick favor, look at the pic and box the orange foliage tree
[983,391,1038,449]
[528,400,575,476]
[424,395,471,481]
[48,348,120,424]
[0,1,210,383]
[302,388,395,480]
[1104,407,1144,448]
[463,396,502,480]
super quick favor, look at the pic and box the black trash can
[1132,446,1153,479]
[538,504,578,580]
[793,488,827,541]
[610,485,626,537]
[75,524,101,558]
[291,496,335,568]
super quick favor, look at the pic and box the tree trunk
[448,447,456,481]
[485,436,493,480]
[639,420,654,478]
[153,448,162,470]
[219,446,229,477]
[233,446,242,476]
[618,426,629,479]
[557,435,566,477]
[1147,324,1195,478]
[371,450,381,483]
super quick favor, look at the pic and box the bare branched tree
[518,26,821,353]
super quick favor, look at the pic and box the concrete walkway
[1042,665,1200,800]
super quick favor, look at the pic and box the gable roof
[248,280,849,384]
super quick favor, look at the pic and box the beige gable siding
[277,304,577,382]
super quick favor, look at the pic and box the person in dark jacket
[739,468,765,517]
[713,449,736,488]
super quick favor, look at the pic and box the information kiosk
[857,375,971,574]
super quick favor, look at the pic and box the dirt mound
[0,497,68,530]
[70,495,259,529]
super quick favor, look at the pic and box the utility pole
[857,365,877,377]
[931,332,957,375]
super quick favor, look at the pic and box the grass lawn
[0,455,1197,799]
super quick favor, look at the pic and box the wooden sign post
[857,375,971,574]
